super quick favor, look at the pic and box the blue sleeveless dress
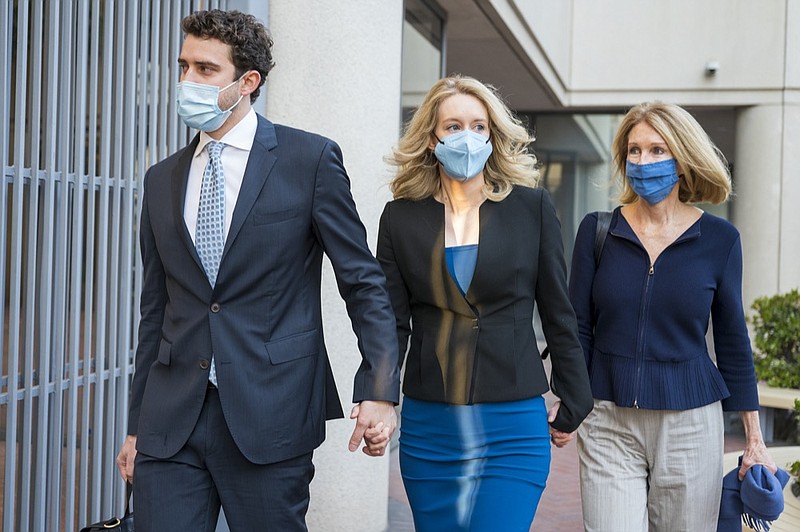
[399,245,551,531]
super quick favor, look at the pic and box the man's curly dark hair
[182,9,275,104]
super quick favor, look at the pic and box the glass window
[402,0,445,119]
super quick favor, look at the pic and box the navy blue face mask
[626,159,680,205]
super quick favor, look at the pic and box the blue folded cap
[717,455,790,532]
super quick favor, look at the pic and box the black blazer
[129,115,399,464]
[377,186,591,432]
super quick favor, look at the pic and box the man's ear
[241,70,261,97]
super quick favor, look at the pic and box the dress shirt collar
[194,109,258,157]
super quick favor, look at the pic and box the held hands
[349,400,397,457]
[115,435,137,483]
[548,400,575,448]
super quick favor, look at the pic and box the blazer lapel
[422,198,476,316]
[464,199,497,304]
[171,135,205,271]
[222,115,278,259]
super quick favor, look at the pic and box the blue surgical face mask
[626,159,680,205]
[434,130,493,182]
[176,77,244,132]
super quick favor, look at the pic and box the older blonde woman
[377,75,592,531]
[569,102,776,531]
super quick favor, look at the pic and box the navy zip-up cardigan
[568,208,759,412]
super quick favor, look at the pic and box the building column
[265,2,404,531]
[733,103,800,310]
[777,101,800,292]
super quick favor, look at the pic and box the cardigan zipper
[616,214,701,408]
[632,263,655,408]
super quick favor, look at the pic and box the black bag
[80,482,134,532]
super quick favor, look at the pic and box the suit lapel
[171,135,205,271]
[222,115,278,259]
[174,116,278,276]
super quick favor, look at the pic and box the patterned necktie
[196,140,226,286]
[196,140,225,386]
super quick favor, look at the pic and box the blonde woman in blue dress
[377,75,592,531]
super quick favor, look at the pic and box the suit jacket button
[199,359,209,369]
[210,303,221,313]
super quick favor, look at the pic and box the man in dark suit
[115,10,399,531]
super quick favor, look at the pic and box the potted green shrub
[750,289,800,497]
[750,289,800,389]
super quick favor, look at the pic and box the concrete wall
[779,101,800,294]
[730,0,800,305]
[486,0,792,107]
[734,106,785,305]
[571,1,786,90]
[779,1,800,294]
[510,0,574,84]
[265,1,404,531]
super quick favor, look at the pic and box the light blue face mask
[434,130,493,182]
[176,77,243,132]
[626,158,680,205]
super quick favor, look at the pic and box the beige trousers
[577,399,724,532]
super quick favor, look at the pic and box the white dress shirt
[184,109,258,244]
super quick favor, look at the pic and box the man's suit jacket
[377,186,592,433]
[129,114,400,464]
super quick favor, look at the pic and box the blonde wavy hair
[612,101,732,205]
[387,75,539,201]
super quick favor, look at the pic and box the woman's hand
[738,410,777,479]
[349,401,397,457]
[548,400,575,448]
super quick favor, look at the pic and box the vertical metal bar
[92,0,114,517]
[159,0,172,160]
[133,1,155,417]
[108,0,138,515]
[4,0,29,529]
[33,0,61,527]
[21,0,43,529]
[169,0,183,154]
[0,0,11,394]
[83,0,102,522]
[49,1,74,529]
[102,0,125,514]
[67,1,91,528]
[149,0,161,166]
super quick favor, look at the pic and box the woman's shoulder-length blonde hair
[387,75,539,201]
[612,101,732,205]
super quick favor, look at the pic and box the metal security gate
[0,1,223,530]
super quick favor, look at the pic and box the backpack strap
[594,211,613,268]
[543,210,611,362]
